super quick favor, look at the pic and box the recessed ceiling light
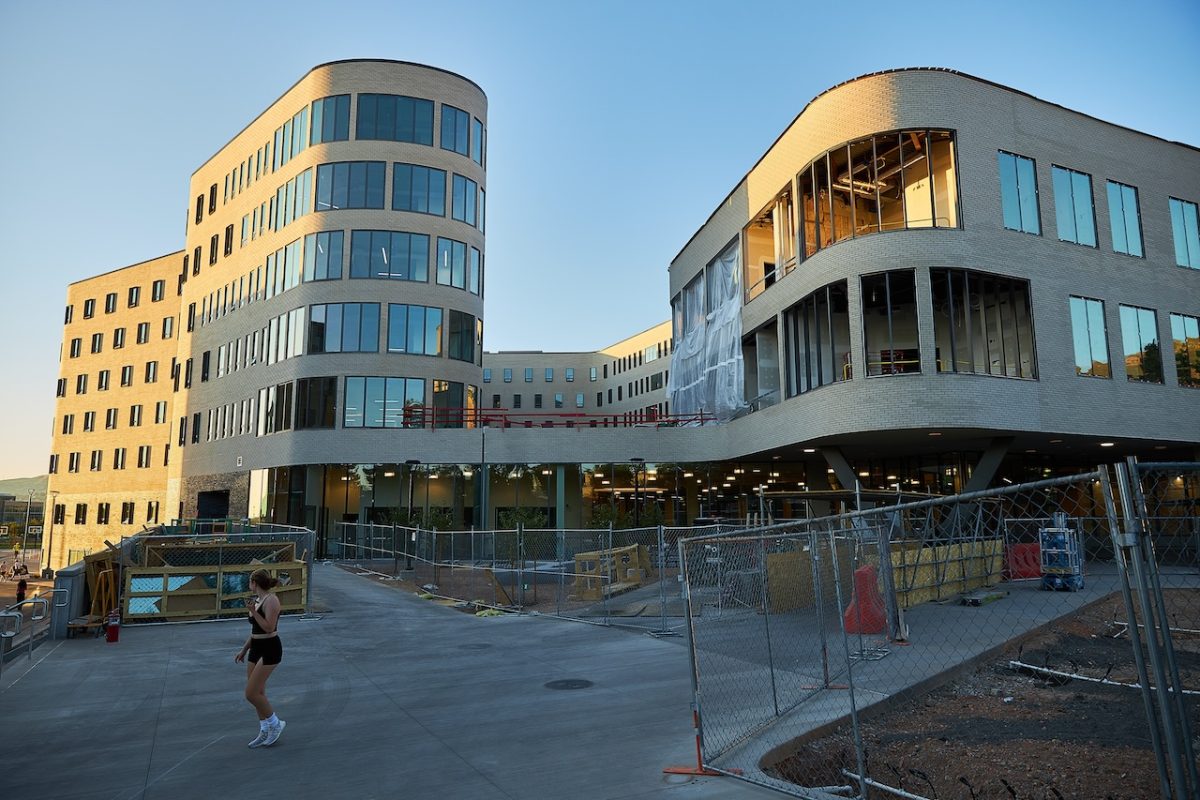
[683,472,693,477]
[803,448,816,453]
[858,471,869,477]
[1049,439,1063,444]
[827,468,835,474]
[928,432,942,437]
[1025,449,1036,454]
[1154,445,1168,450]
[1100,442,1115,447]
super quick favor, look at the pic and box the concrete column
[964,437,1014,492]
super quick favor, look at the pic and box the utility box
[1039,513,1083,591]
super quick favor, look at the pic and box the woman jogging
[235,568,285,748]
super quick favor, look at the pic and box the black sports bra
[248,601,270,634]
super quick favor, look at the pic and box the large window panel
[828,144,854,243]
[448,311,476,363]
[302,231,344,281]
[933,269,1036,378]
[310,95,350,144]
[452,174,478,226]
[998,151,1040,235]
[436,237,467,289]
[295,377,337,429]
[929,131,958,228]
[1120,304,1163,383]
[1169,198,1200,269]
[356,94,434,145]
[1171,313,1200,388]
[901,131,933,228]
[784,281,851,395]
[387,304,442,356]
[1069,296,1110,378]
[1106,181,1143,257]
[349,230,429,281]
[315,161,385,211]
[392,163,446,215]
[308,303,379,353]
[848,138,881,236]
[862,270,920,375]
[433,380,465,427]
[440,105,470,155]
[1052,165,1097,246]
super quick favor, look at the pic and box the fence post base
[663,709,741,777]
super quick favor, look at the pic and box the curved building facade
[168,60,487,518]
[668,68,1200,491]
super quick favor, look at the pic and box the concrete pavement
[0,563,783,799]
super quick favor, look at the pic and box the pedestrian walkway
[0,563,781,799]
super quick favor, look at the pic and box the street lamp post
[20,489,33,563]
[43,490,59,578]
[630,458,645,527]
[405,459,421,569]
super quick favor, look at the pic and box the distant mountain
[0,475,49,499]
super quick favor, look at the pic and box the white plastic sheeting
[667,240,746,421]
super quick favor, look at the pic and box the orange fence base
[665,709,744,777]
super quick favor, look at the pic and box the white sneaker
[248,728,269,748]
[264,719,285,746]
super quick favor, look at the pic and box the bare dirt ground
[769,590,1200,800]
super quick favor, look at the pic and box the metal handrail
[0,598,50,677]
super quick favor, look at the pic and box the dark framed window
[386,304,442,356]
[315,161,386,211]
[307,303,380,354]
[469,247,482,296]
[302,231,345,281]
[392,163,445,215]
[295,376,338,429]
[471,118,485,165]
[310,94,351,144]
[998,151,1041,235]
[356,94,434,145]
[861,271,919,376]
[343,376,424,428]
[350,230,429,281]
[224,224,235,256]
[1170,313,1200,388]
[208,183,217,214]
[1069,296,1110,378]
[1107,181,1143,257]
[436,237,467,289]
[105,293,117,314]
[128,286,140,308]
[783,281,852,396]
[1169,198,1200,269]
[448,311,476,363]
[152,279,165,302]
[931,268,1036,378]
[1051,165,1097,246]
[440,104,470,155]
[451,174,478,226]
[1120,304,1163,383]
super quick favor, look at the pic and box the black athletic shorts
[248,636,283,666]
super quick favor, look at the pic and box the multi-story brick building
[45,65,1200,566]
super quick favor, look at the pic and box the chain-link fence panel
[680,471,1192,799]
[118,526,314,623]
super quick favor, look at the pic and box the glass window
[783,281,852,395]
[310,95,351,144]
[105,293,117,314]
[349,230,428,281]
[1169,198,1200,269]
[436,237,467,289]
[861,271,919,376]
[296,376,338,429]
[469,247,482,296]
[392,163,445,215]
[91,333,103,353]
[301,231,344,282]
[1068,296,1110,378]
[524,368,533,382]
[315,161,386,211]
[483,368,492,383]
[344,376,424,428]
[386,304,442,356]
[931,269,1037,378]
[128,286,140,308]
[503,368,512,383]
[998,151,1040,235]
[1052,166,1097,246]
[471,118,484,165]
[1170,313,1200,388]
[308,303,378,354]
[83,298,95,319]
[356,94,434,145]
[554,393,564,409]
[448,311,476,363]
[545,368,554,382]
[451,174,478,226]
[1120,305,1163,383]
[566,368,574,382]
[590,366,597,381]
[1106,181,1143,257]
[440,104,470,155]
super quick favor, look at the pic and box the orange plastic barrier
[842,565,887,635]
[1006,543,1041,580]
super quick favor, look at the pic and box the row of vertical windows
[218,94,482,212]
[308,303,380,354]
[350,230,428,281]
[65,281,166,326]
[1001,151,1197,269]
[48,500,158,525]
[65,362,158,396]
[1072,302,1200,387]
[491,393,588,410]
[54,446,151,474]
[483,367,595,384]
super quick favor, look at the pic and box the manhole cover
[458,643,492,650]
[544,679,593,690]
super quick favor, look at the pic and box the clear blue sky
[1,0,1197,480]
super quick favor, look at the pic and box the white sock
[259,719,269,731]
[266,713,278,726]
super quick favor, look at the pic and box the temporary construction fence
[676,464,1199,800]
[334,522,738,629]
[115,524,315,622]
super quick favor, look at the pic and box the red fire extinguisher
[105,609,121,643]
